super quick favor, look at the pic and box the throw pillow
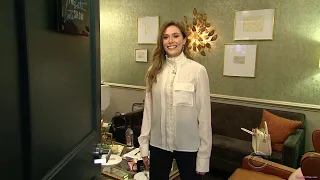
[272,143,283,152]
[260,110,303,145]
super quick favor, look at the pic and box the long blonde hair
[146,21,193,92]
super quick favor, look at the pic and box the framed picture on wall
[135,49,148,62]
[137,16,159,44]
[223,44,257,77]
[234,9,275,40]
[57,0,90,36]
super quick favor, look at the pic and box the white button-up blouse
[138,52,212,172]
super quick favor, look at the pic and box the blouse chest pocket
[173,83,195,107]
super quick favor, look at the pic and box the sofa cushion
[260,110,303,148]
[212,134,283,164]
[268,150,283,164]
[213,134,253,154]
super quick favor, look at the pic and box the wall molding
[103,82,320,111]
[211,94,320,111]
[105,82,146,90]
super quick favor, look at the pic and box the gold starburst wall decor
[182,8,218,56]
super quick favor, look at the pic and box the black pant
[149,146,201,180]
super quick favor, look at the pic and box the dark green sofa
[210,102,306,173]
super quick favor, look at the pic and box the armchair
[229,128,320,180]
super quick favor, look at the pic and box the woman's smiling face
[162,25,186,58]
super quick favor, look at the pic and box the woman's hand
[196,171,206,175]
[142,156,150,169]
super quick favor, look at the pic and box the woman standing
[138,20,212,180]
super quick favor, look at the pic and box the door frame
[40,0,101,179]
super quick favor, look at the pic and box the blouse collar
[166,52,185,66]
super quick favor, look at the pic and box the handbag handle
[264,121,269,134]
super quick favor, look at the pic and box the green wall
[100,0,320,105]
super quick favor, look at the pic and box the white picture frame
[234,9,275,40]
[135,49,148,63]
[223,44,257,77]
[137,16,159,44]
